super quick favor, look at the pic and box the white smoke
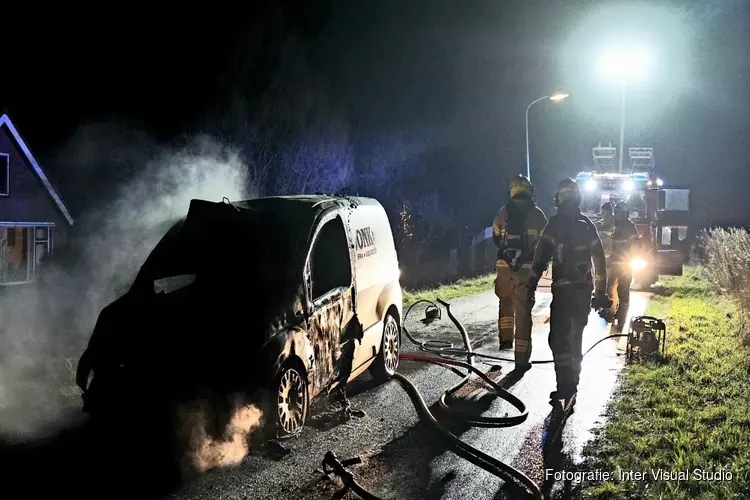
[0,126,252,440]
[177,397,264,479]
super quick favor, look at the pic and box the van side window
[311,217,352,299]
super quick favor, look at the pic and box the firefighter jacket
[596,218,615,259]
[526,203,607,293]
[492,197,548,272]
[611,219,640,265]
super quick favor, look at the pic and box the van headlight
[630,257,647,271]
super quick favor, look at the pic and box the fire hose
[323,297,630,500]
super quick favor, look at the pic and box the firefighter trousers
[607,264,632,325]
[495,262,534,365]
[548,284,592,399]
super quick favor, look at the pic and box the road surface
[166,289,650,500]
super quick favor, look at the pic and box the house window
[0,225,55,285]
[0,153,8,196]
[1,227,29,284]
[35,227,51,265]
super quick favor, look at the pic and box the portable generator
[626,315,666,359]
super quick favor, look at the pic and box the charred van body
[76,195,403,437]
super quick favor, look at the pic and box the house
[0,114,74,285]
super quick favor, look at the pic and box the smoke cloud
[177,397,264,478]
[0,124,252,441]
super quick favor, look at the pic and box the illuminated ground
[167,289,650,500]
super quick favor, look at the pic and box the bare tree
[399,190,455,266]
[355,129,439,205]
[278,117,354,194]
[234,41,355,196]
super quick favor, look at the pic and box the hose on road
[401,299,628,365]
[325,297,629,500]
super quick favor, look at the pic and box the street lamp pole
[618,81,627,173]
[525,96,549,181]
[525,93,569,181]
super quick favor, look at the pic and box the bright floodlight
[585,179,597,192]
[631,257,647,272]
[550,93,569,101]
[623,180,635,192]
[601,47,652,79]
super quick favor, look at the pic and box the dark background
[2,0,749,235]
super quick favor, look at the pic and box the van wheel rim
[384,322,399,372]
[278,368,305,434]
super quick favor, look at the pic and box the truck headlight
[630,257,647,271]
[585,179,597,192]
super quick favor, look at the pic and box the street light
[600,47,652,173]
[525,93,569,181]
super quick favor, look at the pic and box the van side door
[305,214,356,393]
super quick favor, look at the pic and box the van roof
[234,195,341,221]
[185,194,381,258]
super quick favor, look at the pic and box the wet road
[167,289,650,500]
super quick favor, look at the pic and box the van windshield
[131,213,300,302]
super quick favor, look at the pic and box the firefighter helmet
[614,201,629,221]
[601,201,614,215]
[554,178,581,207]
[508,174,534,199]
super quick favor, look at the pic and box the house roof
[0,114,74,226]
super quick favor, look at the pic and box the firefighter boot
[599,307,616,323]
[549,391,577,413]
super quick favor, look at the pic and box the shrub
[698,227,750,341]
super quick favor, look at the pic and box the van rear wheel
[369,312,400,381]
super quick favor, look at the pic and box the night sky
[2,0,749,234]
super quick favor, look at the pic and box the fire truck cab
[576,145,690,289]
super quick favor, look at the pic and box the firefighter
[597,202,615,251]
[606,201,641,330]
[596,202,616,321]
[492,174,548,371]
[526,178,610,410]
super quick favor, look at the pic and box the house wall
[0,125,69,245]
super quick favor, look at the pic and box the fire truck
[575,144,691,289]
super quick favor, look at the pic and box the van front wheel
[275,362,309,437]
[369,313,400,381]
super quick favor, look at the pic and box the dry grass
[402,273,494,306]
[578,267,750,499]
[699,227,750,345]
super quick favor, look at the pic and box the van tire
[274,361,309,437]
[369,312,400,381]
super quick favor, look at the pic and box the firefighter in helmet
[526,178,610,410]
[597,201,615,253]
[604,201,641,329]
[596,202,615,319]
[492,174,548,371]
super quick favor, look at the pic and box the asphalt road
[166,288,650,500]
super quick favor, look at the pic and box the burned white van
[76,195,403,436]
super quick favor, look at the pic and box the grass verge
[402,273,494,306]
[579,267,750,499]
